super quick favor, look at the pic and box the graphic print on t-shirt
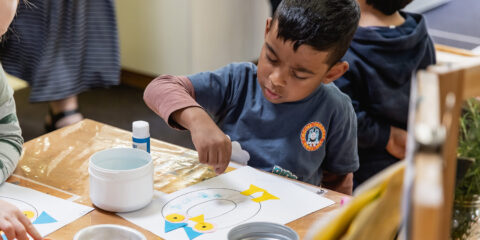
[300,122,326,151]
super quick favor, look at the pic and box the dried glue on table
[132,121,150,153]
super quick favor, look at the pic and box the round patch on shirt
[300,122,326,151]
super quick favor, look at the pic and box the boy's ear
[265,18,273,38]
[322,61,349,84]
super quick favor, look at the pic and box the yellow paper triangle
[189,214,205,223]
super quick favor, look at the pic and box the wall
[115,0,270,76]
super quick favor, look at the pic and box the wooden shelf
[412,45,480,239]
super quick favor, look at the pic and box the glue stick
[132,120,150,153]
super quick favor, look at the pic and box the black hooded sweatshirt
[334,12,436,186]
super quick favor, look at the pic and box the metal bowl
[73,224,146,240]
[228,222,299,240]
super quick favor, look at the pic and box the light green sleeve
[0,64,23,183]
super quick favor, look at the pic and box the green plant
[456,99,480,200]
[452,98,480,240]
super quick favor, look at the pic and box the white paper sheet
[119,166,334,240]
[0,182,93,239]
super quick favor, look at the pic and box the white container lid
[132,121,149,138]
[89,148,152,180]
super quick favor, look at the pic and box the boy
[144,0,360,194]
[334,0,436,186]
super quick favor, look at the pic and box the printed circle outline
[0,196,39,221]
[186,199,237,220]
[161,188,261,230]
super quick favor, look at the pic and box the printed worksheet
[119,166,334,240]
[0,183,93,239]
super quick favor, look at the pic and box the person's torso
[212,65,352,185]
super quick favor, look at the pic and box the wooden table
[7,119,347,239]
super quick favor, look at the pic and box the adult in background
[0,0,120,131]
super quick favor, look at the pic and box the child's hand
[385,126,407,159]
[174,107,232,174]
[190,120,232,174]
[0,199,42,240]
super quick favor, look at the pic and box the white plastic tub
[89,148,153,212]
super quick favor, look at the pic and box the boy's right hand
[385,126,407,159]
[191,122,232,174]
[173,107,232,174]
[0,199,42,240]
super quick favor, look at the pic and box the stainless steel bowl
[73,224,146,240]
[228,222,299,240]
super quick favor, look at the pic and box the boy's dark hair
[272,0,360,66]
[366,0,413,15]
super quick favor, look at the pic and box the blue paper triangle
[184,226,203,240]
[165,221,187,233]
[33,211,57,224]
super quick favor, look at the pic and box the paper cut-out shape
[184,226,203,240]
[194,222,214,232]
[240,184,264,196]
[164,221,187,233]
[241,184,279,202]
[33,211,57,224]
[166,213,185,223]
[1,232,6,240]
[189,214,204,223]
[252,191,280,202]
[23,210,35,219]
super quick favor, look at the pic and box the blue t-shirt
[188,62,359,185]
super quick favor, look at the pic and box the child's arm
[0,73,23,184]
[321,171,353,195]
[336,72,391,151]
[357,107,407,159]
[144,75,231,174]
[0,199,42,240]
[343,86,406,159]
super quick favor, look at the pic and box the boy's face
[257,18,349,104]
[0,0,18,36]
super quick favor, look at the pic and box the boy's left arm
[321,171,353,195]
